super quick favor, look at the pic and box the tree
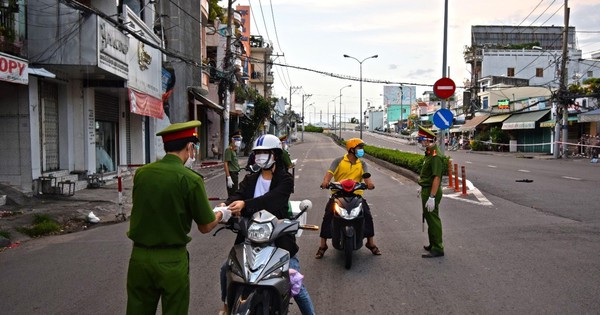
[238,88,273,155]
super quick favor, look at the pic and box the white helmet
[252,134,281,169]
[252,134,282,152]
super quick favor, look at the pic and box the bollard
[447,159,453,188]
[454,164,460,192]
[461,166,467,196]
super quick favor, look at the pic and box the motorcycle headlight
[247,222,274,243]
[339,204,362,219]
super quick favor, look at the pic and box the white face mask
[416,141,427,152]
[255,153,274,169]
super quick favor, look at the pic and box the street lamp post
[301,94,312,142]
[344,54,378,139]
[307,103,315,124]
[339,84,352,139]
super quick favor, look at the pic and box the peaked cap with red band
[418,125,436,140]
[156,120,201,143]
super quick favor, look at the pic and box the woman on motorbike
[218,134,315,315]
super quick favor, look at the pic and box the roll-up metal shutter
[95,92,119,122]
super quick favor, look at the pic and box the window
[507,68,515,77]
[536,68,544,77]
[588,71,593,78]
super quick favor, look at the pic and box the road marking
[518,169,530,173]
[487,165,497,168]
[465,161,472,164]
[562,176,582,181]
[444,178,493,206]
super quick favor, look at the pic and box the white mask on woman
[255,153,275,169]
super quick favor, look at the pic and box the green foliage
[17,214,61,237]
[489,126,510,151]
[0,230,10,239]
[33,213,52,224]
[208,0,225,23]
[239,90,273,154]
[347,143,451,175]
[304,125,324,133]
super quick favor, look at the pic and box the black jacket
[225,167,298,257]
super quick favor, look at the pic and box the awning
[578,108,600,122]
[482,114,511,124]
[189,88,224,113]
[458,114,490,131]
[28,67,56,78]
[502,110,550,130]
[540,116,578,127]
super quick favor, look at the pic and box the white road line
[465,161,472,164]
[444,178,493,207]
[562,176,582,181]
[518,169,531,173]
[487,165,497,168]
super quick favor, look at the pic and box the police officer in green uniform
[224,131,242,197]
[416,125,445,258]
[126,120,235,315]
[279,135,294,170]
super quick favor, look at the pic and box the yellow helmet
[346,138,365,151]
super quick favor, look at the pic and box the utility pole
[222,0,234,157]
[559,0,570,158]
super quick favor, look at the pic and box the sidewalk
[0,160,226,248]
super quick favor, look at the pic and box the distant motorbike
[214,200,318,315]
[326,173,371,269]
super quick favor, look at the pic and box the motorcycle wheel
[344,236,353,269]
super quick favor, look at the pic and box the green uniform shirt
[282,149,293,168]
[127,154,215,247]
[224,147,241,173]
[418,145,444,187]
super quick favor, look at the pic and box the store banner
[129,88,164,119]
[0,52,28,85]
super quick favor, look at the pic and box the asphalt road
[1,131,599,314]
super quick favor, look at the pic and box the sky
[238,0,600,124]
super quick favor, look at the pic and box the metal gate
[95,92,119,172]
[40,81,59,171]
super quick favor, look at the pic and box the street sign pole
[439,0,449,154]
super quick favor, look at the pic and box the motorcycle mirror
[299,200,312,212]
[362,173,371,179]
[246,164,261,173]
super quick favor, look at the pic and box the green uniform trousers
[126,246,189,315]
[420,187,444,253]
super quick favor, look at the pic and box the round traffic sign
[433,77,456,99]
[433,108,454,130]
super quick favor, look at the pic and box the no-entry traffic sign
[433,77,456,99]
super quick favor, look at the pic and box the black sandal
[366,244,382,255]
[315,245,328,259]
